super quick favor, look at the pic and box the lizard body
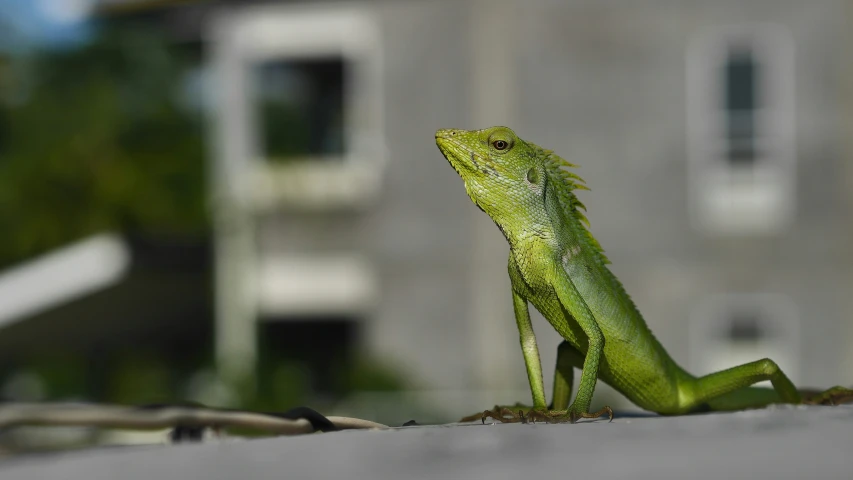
[435,126,852,422]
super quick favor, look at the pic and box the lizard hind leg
[528,341,613,423]
[679,357,801,412]
[551,340,580,410]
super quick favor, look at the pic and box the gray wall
[258,0,853,409]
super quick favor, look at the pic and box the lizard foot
[801,386,853,406]
[459,404,534,423]
[461,404,614,424]
[524,405,614,424]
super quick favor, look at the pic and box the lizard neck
[498,219,555,252]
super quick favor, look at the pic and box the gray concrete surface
[1,405,852,480]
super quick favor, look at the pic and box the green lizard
[435,126,853,423]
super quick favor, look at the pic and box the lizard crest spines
[537,146,610,265]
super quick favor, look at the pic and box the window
[723,47,760,166]
[209,6,385,210]
[686,25,795,234]
[688,294,801,385]
[253,58,346,162]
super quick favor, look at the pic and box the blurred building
[0,0,852,421]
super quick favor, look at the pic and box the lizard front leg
[539,267,612,422]
[475,278,613,424]
[512,289,548,410]
[463,290,547,424]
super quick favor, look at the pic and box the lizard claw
[509,406,615,424]
[480,407,525,424]
[537,405,614,424]
[801,386,853,406]
[522,409,551,424]
[459,404,532,423]
[575,405,614,423]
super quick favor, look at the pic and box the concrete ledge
[1,405,852,480]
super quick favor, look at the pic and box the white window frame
[206,4,384,386]
[686,24,796,235]
[209,4,386,211]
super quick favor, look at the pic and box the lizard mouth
[435,137,469,176]
[435,136,496,177]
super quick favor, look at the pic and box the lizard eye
[493,140,509,150]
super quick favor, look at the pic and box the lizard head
[435,126,544,221]
[435,126,589,239]
[435,126,608,261]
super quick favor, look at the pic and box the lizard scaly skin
[435,126,853,423]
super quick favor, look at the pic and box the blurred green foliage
[0,24,408,415]
[27,353,88,399]
[106,352,175,405]
[0,26,207,268]
[342,358,410,393]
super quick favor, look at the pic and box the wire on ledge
[0,402,389,438]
